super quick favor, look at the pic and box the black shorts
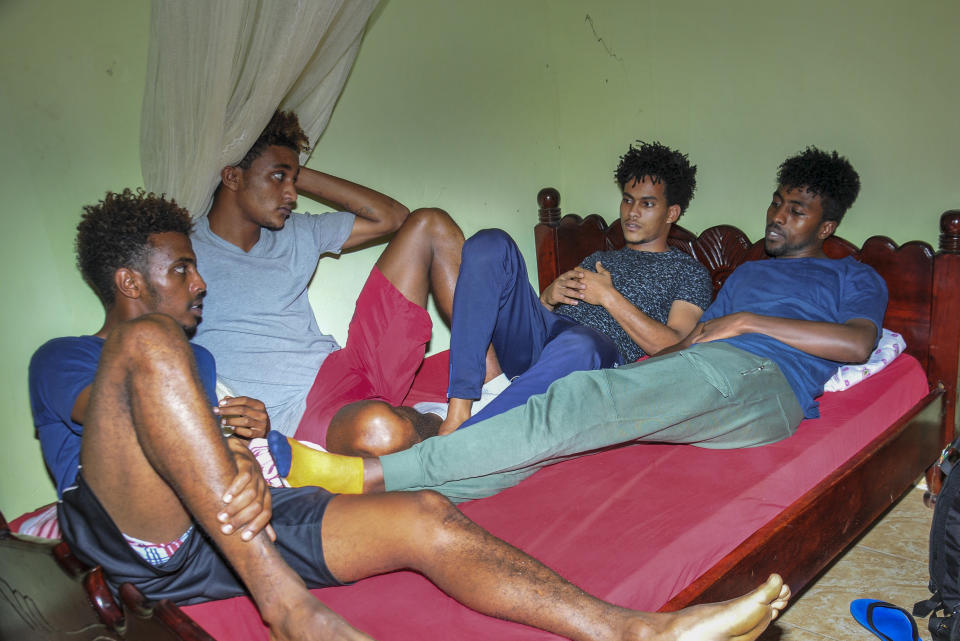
[58,473,344,605]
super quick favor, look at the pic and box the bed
[532,188,960,612]
[5,190,960,641]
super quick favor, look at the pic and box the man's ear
[818,220,838,240]
[114,267,144,301]
[220,165,243,192]
[666,204,682,224]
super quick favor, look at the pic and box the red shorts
[295,267,433,445]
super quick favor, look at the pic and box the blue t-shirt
[28,335,218,497]
[699,256,888,419]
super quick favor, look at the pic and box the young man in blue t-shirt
[29,189,270,499]
[273,147,889,503]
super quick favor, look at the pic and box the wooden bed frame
[4,193,959,639]
[0,510,212,641]
[534,186,960,608]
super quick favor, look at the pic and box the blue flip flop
[850,599,922,641]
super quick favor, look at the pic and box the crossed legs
[73,314,789,641]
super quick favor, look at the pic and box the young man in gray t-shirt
[192,111,467,446]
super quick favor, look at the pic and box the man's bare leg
[382,209,504,382]
[325,208,502,454]
[79,314,370,641]
[321,491,790,641]
[375,207,463,318]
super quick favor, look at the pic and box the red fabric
[183,354,929,641]
[295,266,435,445]
[401,350,449,407]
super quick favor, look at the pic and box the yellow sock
[284,437,364,494]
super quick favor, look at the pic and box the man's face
[140,232,207,335]
[764,186,835,258]
[619,176,679,249]
[235,145,300,230]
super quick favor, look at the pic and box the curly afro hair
[236,110,311,169]
[76,188,193,307]
[777,147,860,224]
[614,141,697,214]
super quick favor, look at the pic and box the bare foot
[267,593,374,641]
[638,574,790,641]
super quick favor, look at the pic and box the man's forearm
[297,167,409,229]
[601,290,687,355]
[692,312,877,363]
[743,314,876,362]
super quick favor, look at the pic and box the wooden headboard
[533,186,960,444]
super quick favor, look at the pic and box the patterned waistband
[123,526,194,567]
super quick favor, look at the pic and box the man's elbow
[385,202,410,232]
[848,346,873,364]
[841,320,880,364]
[846,333,877,364]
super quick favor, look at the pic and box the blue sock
[267,431,292,477]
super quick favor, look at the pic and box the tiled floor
[759,483,934,640]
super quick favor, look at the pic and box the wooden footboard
[534,188,960,608]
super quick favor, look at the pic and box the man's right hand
[540,268,586,310]
[214,395,271,439]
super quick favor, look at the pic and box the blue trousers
[449,229,623,430]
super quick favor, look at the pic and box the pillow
[9,503,59,539]
[824,329,906,392]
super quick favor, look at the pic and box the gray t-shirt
[554,247,712,361]
[192,211,355,435]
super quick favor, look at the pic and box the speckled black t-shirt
[554,248,712,361]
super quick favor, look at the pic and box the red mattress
[183,353,929,640]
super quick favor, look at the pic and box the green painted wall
[2,0,957,517]
[0,0,150,516]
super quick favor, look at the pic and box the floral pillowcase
[824,328,906,393]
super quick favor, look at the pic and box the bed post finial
[940,211,960,253]
[932,209,960,452]
[538,188,561,225]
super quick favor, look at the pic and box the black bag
[915,442,960,640]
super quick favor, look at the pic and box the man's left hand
[219,437,276,542]
[577,261,616,306]
[214,396,271,439]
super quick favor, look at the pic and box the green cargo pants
[381,342,804,502]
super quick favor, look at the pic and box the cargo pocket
[679,348,732,398]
